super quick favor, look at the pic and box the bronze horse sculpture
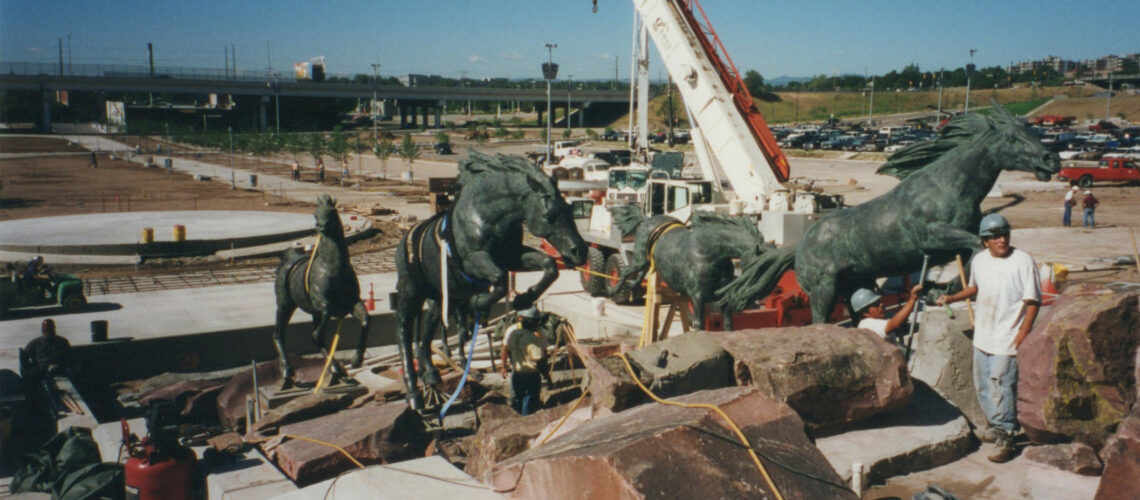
[606,205,772,330]
[718,102,1060,323]
[394,151,587,411]
[273,194,371,389]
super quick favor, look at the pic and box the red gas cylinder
[121,414,198,500]
[124,443,197,500]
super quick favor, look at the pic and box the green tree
[374,137,396,180]
[561,128,572,139]
[307,132,326,167]
[744,70,765,96]
[327,127,351,167]
[435,130,450,144]
[284,133,306,163]
[397,134,420,183]
[585,128,597,140]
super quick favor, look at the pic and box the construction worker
[937,213,1040,463]
[499,306,549,416]
[851,283,924,342]
[21,319,71,380]
[22,256,50,293]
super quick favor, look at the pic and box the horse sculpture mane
[877,102,1020,180]
[690,211,761,239]
[458,150,557,196]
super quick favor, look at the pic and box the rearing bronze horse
[394,151,587,410]
[273,194,370,389]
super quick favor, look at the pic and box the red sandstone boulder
[1018,283,1139,448]
[464,397,589,478]
[1094,348,1140,500]
[215,355,328,429]
[709,325,913,431]
[487,386,855,500]
[1024,442,1103,476]
[263,401,429,483]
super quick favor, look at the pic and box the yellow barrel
[140,227,154,244]
[173,224,186,242]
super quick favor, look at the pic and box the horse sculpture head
[690,211,772,258]
[878,99,1060,182]
[459,151,588,267]
[314,193,344,239]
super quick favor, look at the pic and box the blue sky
[2,1,1136,81]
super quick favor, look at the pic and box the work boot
[977,426,1000,443]
[987,431,1018,463]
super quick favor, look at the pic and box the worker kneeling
[852,283,924,343]
[500,306,551,416]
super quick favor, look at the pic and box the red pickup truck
[1057,157,1140,187]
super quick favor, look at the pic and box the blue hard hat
[978,213,1011,238]
[850,288,882,313]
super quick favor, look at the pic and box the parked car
[433,142,453,155]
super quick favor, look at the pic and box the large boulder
[584,331,733,413]
[1019,283,1139,447]
[215,355,328,429]
[907,308,987,428]
[263,401,429,483]
[1024,442,1103,476]
[1095,348,1140,500]
[465,397,589,478]
[709,325,913,432]
[487,386,856,499]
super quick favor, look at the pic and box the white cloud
[595,52,613,60]
[468,54,487,63]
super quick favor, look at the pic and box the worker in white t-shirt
[937,213,1041,464]
[852,283,924,341]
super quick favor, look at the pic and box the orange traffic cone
[1040,264,1060,305]
[366,283,375,311]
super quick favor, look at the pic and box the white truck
[569,0,842,302]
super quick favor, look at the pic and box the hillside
[611,86,1138,130]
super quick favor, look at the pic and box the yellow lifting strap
[312,318,343,394]
[639,222,685,348]
[304,233,323,294]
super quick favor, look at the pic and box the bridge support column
[434,101,443,128]
[259,98,268,132]
[399,106,408,128]
[421,107,428,128]
[41,90,53,133]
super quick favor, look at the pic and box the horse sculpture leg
[395,293,425,410]
[607,252,648,298]
[350,301,370,368]
[273,305,298,389]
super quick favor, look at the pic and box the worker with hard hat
[851,283,925,342]
[936,213,1041,463]
[21,318,71,380]
[499,306,550,416]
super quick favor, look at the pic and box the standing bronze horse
[719,102,1060,323]
[395,151,587,410]
[273,194,371,389]
[606,205,772,330]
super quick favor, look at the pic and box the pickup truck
[1057,157,1140,187]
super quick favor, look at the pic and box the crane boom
[630,0,789,206]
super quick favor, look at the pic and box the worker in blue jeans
[1082,190,1099,228]
[499,306,550,415]
[938,214,1040,463]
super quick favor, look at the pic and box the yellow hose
[614,353,785,500]
[312,319,343,394]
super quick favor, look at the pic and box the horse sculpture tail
[716,244,796,312]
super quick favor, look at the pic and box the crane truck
[546,0,843,327]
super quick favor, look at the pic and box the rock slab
[488,386,856,500]
[1094,348,1140,500]
[465,399,585,478]
[710,325,913,431]
[1024,442,1103,476]
[266,401,429,483]
[1018,284,1139,448]
[907,308,987,428]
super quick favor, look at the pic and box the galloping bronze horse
[273,194,370,389]
[719,102,1060,323]
[394,151,587,410]
[606,205,772,330]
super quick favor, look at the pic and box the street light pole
[965,49,976,113]
[1106,70,1113,121]
[543,43,558,164]
[371,63,381,145]
[228,126,235,189]
[566,75,573,134]
[272,73,280,135]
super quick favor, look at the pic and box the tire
[581,247,607,297]
[61,293,86,313]
[605,253,636,305]
[1078,175,1093,188]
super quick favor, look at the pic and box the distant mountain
[767,75,811,86]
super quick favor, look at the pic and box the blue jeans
[511,371,542,416]
[1062,204,1072,226]
[973,348,1019,433]
[1083,208,1095,228]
